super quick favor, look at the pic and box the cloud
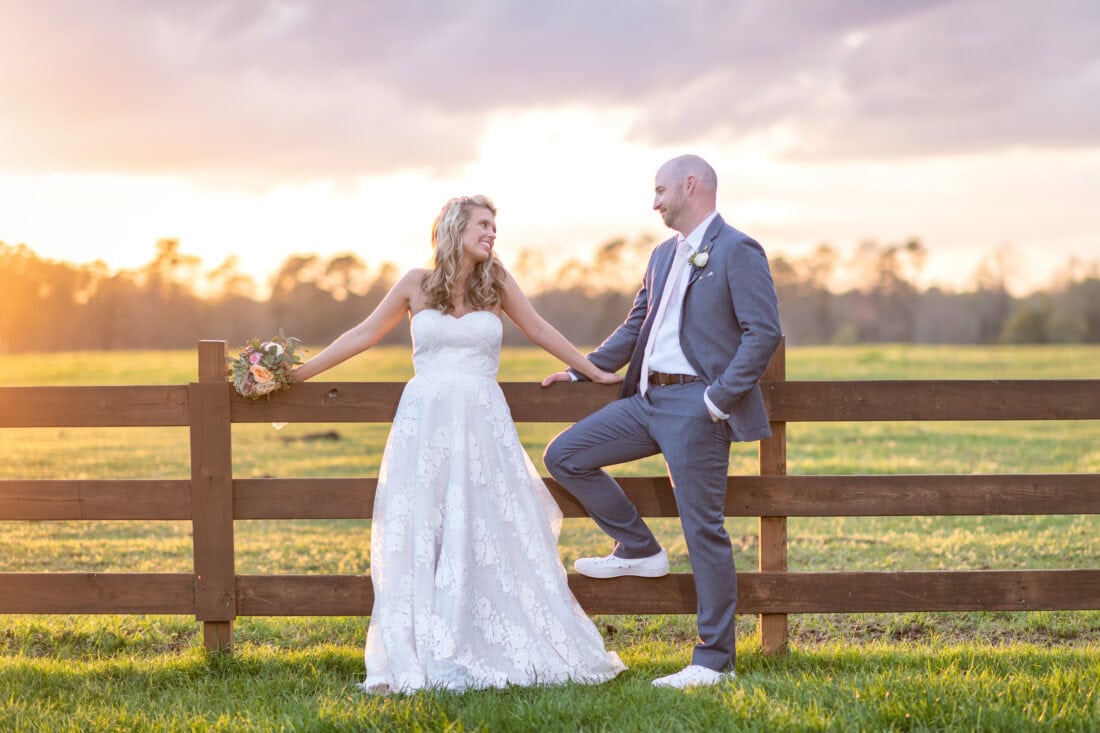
[1,0,1097,184]
[624,0,1100,158]
[0,1,489,181]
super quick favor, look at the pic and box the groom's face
[653,167,687,232]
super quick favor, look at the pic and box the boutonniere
[688,249,709,269]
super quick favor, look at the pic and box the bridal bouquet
[228,330,303,399]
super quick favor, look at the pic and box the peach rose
[250,365,275,383]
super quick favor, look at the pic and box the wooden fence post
[189,340,236,652]
[758,337,788,655]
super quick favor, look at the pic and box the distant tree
[320,253,370,302]
[1059,276,1100,342]
[509,248,552,292]
[0,242,97,351]
[4,236,1098,352]
[848,239,926,342]
[969,246,1017,342]
[771,243,837,344]
[267,254,331,339]
[205,256,258,301]
[1000,295,1054,343]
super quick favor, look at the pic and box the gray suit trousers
[544,380,737,672]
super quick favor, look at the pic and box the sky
[1,0,1098,296]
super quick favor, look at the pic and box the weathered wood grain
[0,480,191,520]
[3,474,1091,522]
[234,478,376,519]
[232,569,1100,616]
[227,381,622,423]
[0,386,190,427]
[226,474,1100,520]
[758,338,789,654]
[0,573,194,613]
[5,379,1095,428]
[227,379,1100,424]
[742,569,1100,614]
[764,380,1100,422]
[724,474,1100,517]
[189,342,236,636]
[5,339,1098,656]
[229,382,406,423]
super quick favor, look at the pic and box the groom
[542,154,782,688]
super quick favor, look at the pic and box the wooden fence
[2,339,1098,654]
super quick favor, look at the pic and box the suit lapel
[647,239,679,318]
[678,217,724,378]
[685,215,724,288]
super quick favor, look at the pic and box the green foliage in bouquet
[227,329,303,399]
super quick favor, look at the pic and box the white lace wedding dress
[360,308,625,694]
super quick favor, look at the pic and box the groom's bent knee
[542,438,571,479]
[544,431,593,480]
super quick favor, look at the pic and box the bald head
[661,155,717,194]
[653,154,718,235]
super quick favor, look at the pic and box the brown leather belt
[648,372,701,386]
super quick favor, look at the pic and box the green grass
[2,344,1099,731]
[1,642,1096,731]
[2,629,1097,731]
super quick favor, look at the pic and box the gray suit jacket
[577,214,782,441]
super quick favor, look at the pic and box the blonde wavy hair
[423,195,505,314]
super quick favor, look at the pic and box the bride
[290,195,626,693]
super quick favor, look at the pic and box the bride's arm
[500,270,622,385]
[293,270,422,382]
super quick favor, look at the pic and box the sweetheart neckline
[411,305,501,321]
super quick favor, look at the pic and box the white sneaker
[573,549,669,578]
[652,664,734,689]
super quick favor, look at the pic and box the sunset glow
[2,2,1097,296]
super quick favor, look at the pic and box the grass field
[2,344,1099,731]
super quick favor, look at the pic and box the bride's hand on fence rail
[540,370,573,387]
[540,369,623,387]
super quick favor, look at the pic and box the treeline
[1,236,1099,354]
[772,240,1100,345]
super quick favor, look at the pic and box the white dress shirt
[645,212,717,375]
[645,212,728,421]
[570,211,729,421]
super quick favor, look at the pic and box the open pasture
[2,344,1098,731]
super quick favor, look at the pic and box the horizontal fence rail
[4,475,1100,521]
[7,380,1100,427]
[4,570,1098,617]
[0,385,191,427]
[1,338,1098,654]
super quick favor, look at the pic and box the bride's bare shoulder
[400,267,431,281]
[394,268,430,291]
[397,268,431,312]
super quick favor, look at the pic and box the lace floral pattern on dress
[361,309,624,694]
